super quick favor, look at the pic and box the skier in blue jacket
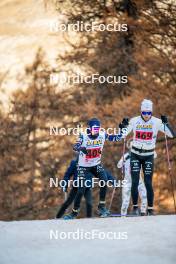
[63,118,126,219]
[56,155,117,219]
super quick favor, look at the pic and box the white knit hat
[141,99,153,112]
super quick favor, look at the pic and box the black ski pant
[130,152,154,207]
[73,164,108,211]
[56,187,92,218]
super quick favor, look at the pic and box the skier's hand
[119,118,129,129]
[121,128,128,137]
[161,115,168,124]
[122,118,129,127]
[118,123,128,138]
[80,147,88,155]
[119,122,125,129]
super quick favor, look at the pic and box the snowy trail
[0,215,175,264]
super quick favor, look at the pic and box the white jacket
[125,116,173,155]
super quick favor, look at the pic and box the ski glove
[119,118,129,129]
[80,147,88,155]
[119,122,125,129]
[122,118,129,127]
[161,115,168,124]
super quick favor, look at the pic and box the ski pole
[109,187,116,211]
[109,137,126,211]
[64,191,68,202]
[63,191,68,214]
[122,137,126,178]
[121,119,129,178]
[164,124,176,214]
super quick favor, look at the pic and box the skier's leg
[92,164,110,217]
[56,187,77,218]
[97,164,108,204]
[73,167,87,212]
[130,152,141,214]
[84,188,92,218]
[99,185,107,206]
[64,167,87,219]
[138,177,147,215]
[121,176,131,216]
[142,155,154,215]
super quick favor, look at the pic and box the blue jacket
[63,159,92,187]
[63,159,116,187]
[106,169,116,183]
[63,160,78,183]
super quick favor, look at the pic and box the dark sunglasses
[142,111,152,115]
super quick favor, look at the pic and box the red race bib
[135,131,153,140]
[86,148,101,159]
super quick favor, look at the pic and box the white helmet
[141,99,153,112]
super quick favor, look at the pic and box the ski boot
[147,208,155,216]
[121,208,127,217]
[140,205,147,216]
[130,206,140,216]
[140,212,146,216]
[98,205,110,218]
[63,209,78,220]
[140,208,146,216]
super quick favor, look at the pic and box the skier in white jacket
[121,99,175,215]
[117,140,148,216]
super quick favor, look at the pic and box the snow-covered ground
[0,215,175,264]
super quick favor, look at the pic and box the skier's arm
[105,126,128,141]
[73,134,88,154]
[63,160,77,191]
[73,134,84,151]
[117,153,129,168]
[154,151,157,159]
[124,118,134,137]
[159,116,176,138]
[106,170,115,181]
[117,157,123,168]
[105,170,118,187]
[105,133,122,142]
